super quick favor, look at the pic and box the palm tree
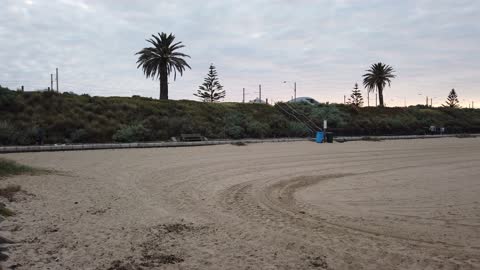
[362,62,395,107]
[136,33,191,100]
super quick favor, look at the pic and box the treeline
[1,86,479,145]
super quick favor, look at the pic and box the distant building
[288,97,320,105]
[249,97,267,104]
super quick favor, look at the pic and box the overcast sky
[1,0,479,106]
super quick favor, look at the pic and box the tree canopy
[194,64,226,102]
[363,62,395,107]
[444,88,460,108]
[136,32,191,100]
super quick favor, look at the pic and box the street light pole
[283,81,296,100]
[259,84,261,101]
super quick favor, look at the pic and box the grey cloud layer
[1,0,479,105]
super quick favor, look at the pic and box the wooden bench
[180,134,204,142]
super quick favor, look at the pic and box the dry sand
[1,138,480,269]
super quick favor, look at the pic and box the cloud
[0,0,479,106]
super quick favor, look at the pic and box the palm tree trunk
[378,86,384,107]
[159,65,168,100]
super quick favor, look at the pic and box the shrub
[0,121,16,145]
[112,124,150,142]
[225,125,244,139]
[0,122,37,145]
[286,121,311,137]
[0,158,40,177]
[70,129,89,143]
[245,120,270,138]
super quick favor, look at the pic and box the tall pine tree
[194,64,226,102]
[444,88,459,108]
[348,83,364,107]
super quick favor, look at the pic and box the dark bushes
[1,86,479,145]
[112,124,150,142]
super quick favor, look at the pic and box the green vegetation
[363,62,396,107]
[1,86,479,145]
[0,158,38,177]
[194,64,226,102]
[347,83,363,107]
[136,32,191,100]
[0,205,14,217]
[0,158,45,217]
[444,88,460,108]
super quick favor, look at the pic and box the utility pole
[294,82,297,100]
[344,95,346,104]
[430,98,432,107]
[426,96,428,106]
[242,88,245,103]
[259,84,261,101]
[55,68,59,92]
[367,91,370,107]
[51,74,54,91]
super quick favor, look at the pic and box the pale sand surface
[1,138,480,269]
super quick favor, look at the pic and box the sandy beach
[1,138,479,269]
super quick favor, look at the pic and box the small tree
[348,83,364,107]
[444,88,459,108]
[194,64,226,102]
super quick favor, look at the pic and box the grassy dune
[1,86,479,145]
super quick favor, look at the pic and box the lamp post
[283,81,296,101]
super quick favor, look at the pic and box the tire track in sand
[217,166,480,269]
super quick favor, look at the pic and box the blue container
[316,131,324,143]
